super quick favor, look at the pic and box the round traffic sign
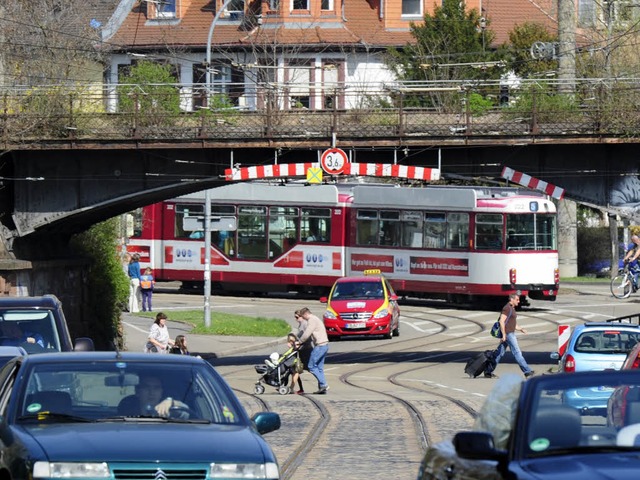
[320,148,348,175]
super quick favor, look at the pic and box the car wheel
[254,384,265,395]
[392,322,400,337]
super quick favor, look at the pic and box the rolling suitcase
[464,350,496,378]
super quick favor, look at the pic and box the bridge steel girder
[1,142,638,256]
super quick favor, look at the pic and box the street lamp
[203,0,236,328]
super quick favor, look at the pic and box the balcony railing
[2,79,640,147]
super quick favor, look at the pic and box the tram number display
[320,148,348,175]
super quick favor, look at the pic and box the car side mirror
[74,337,94,351]
[453,431,507,461]
[319,297,328,304]
[389,294,398,301]
[252,411,281,435]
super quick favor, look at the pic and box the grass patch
[134,311,291,337]
[561,276,610,283]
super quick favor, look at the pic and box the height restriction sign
[320,148,348,175]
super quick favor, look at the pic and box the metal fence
[2,79,640,146]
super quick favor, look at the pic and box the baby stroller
[254,349,300,395]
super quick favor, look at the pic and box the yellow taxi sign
[363,269,382,276]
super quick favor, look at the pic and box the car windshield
[575,330,640,354]
[14,360,244,425]
[331,281,384,300]
[520,372,640,457]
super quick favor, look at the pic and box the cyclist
[623,235,640,291]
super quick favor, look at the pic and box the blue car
[552,320,640,413]
[0,352,281,480]
[418,371,640,479]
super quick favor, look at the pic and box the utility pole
[0,4,5,88]
[557,0,576,94]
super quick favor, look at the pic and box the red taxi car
[320,270,400,339]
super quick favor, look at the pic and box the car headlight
[323,310,337,319]
[373,309,390,319]
[210,462,279,478]
[33,462,110,478]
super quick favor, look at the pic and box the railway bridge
[2,89,640,335]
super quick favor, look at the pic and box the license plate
[345,322,366,329]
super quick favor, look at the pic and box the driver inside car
[0,322,45,348]
[118,375,190,418]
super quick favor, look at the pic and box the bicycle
[611,263,640,299]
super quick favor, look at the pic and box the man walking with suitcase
[484,293,535,379]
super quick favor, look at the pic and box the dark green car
[0,352,281,479]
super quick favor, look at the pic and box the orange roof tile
[106,0,562,52]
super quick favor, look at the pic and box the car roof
[20,351,205,365]
[0,346,28,356]
[336,276,383,283]
[0,295,61,309]
[578,322,640,330]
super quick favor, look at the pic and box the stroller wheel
[278,385,290,395]
[254,384,265,395]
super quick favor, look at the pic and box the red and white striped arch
[501,166,565,200]
[225,162,440,182]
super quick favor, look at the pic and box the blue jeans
[308,343,329,388]
[490,332,532,375]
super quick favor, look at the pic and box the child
[170,334,190,355]
[139,267,155,312]
[284,333,304,394]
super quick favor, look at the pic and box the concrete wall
[0,259,93,342]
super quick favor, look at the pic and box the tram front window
[506,214,556,251]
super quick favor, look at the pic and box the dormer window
[292,0,309,10]
[152,0,177,19]
[226,0,245,19]
[401,0,422,17]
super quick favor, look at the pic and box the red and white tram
[125,182,559,303]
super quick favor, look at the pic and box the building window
[292,0,309,10]
[269,0,279,11]
[402,0,421,16]
[287,60,311,109]
[321,0,333,10]
[577,0,596,27]
[156,0,177,18]
[225,0,244,19]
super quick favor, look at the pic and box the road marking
[122,321,148,333]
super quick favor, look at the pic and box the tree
[118,61,181,127]
[385,0,503,109]
[387,0,500,83]
[1,0,106,86]
[505,22,558,78]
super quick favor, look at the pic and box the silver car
[552,321,640,414]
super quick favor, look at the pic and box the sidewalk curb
[203,336,287,359]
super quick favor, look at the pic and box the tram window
[356,210,379,245]
[446,213,469,249]
[211,205,236,257]
[237,206,268,259]
[475,213,503,250]
[175,204,205,239]
[536,215,556,250]
[424,212,446,249]
[506,213,556,250]
[269,207,299,257]
[301,208,331,243]
[379,211,401,247]
[401,211,422,248]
